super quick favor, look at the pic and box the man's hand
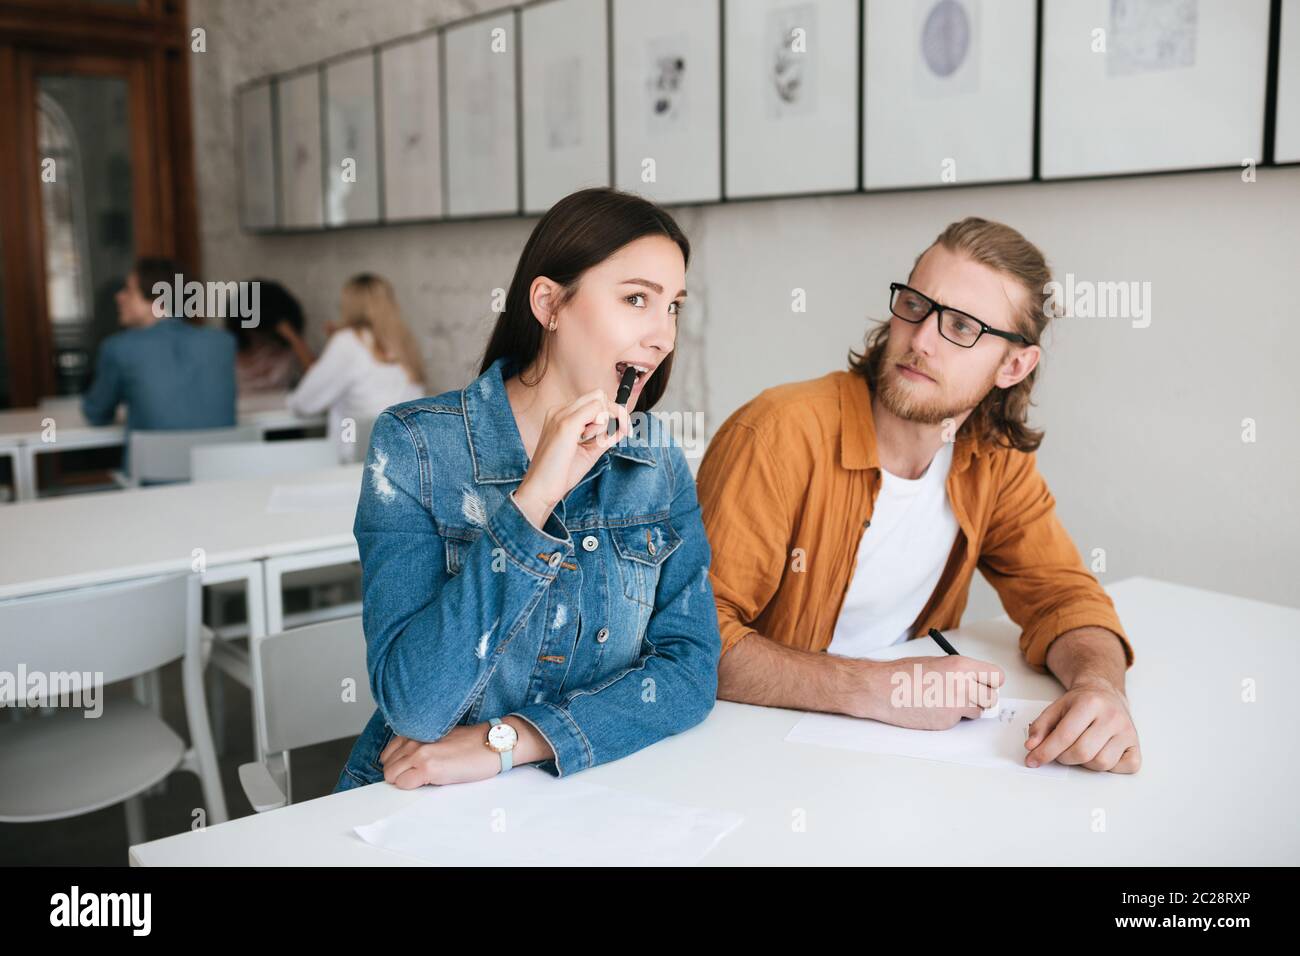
[1025,676,1141,773]
[852,655,1005,730]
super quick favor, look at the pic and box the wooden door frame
[0,0,195,406]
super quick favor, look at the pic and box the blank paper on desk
[353,768,744,865]
[785,698,1071,777]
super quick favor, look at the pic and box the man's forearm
[717,630,863,715]
[1044,626,1129,693]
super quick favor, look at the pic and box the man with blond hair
[697,218,1141,773]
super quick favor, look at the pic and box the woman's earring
[548,318,557,331]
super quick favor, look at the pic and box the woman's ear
[529,276,560,331]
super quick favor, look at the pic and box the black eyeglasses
[888,282,1031,349]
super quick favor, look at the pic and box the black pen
[580,365,638,446]
[608,364,638,436]
[927,626,959,655]
[930,627,1001,719]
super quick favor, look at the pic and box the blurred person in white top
[279,273,426,463]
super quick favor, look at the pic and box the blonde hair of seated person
[338,273,427,389]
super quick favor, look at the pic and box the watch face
[487,722,518,752]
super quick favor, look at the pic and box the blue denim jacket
[334,356,720,791]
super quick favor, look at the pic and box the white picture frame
[379,33,445,221]
[238,80,278,230]
[863,0,1035,190]
[1040,0,1271,179]
[612,0,721,204]
[1276,0,1300,164]
[723,0,860,199]
[520,0,611,214]
[276,69,324,229]
[444,10,520,217]
[323,51,380,227]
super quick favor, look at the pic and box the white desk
[0,464,361,601]
[0,391,326,502]
[128,578,1300,866]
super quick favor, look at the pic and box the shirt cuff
[507,702,592,777]
[1019,605,1134,673]
[485,490,574,579]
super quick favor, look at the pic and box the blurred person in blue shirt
[81,257,237,473]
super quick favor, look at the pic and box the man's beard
[875,349,997,426]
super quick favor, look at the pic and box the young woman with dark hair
[335,188,720,791]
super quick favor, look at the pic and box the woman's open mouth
[614,361,652,386]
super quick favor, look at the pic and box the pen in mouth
[609,364,639,436]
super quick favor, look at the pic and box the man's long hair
[849,217,1055,453]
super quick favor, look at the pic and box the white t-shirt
[286,327,423,462]
[826,441,959,658]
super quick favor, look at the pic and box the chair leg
[124,795,147,846]
[207,664,227,756]
[129,674,168,798]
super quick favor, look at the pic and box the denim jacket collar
[463,356,655,485]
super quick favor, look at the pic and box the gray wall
[189,0,1300,618]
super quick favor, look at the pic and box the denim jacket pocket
[610,517,682,607]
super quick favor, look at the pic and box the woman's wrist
[501,716,554,765]
[511,482,556,531]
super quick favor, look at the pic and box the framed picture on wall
[611,0,721,204]
[444,10,520,217]
[379,32,445,221]
[276,68,324,229]
[862,0,1035,190]
[237,79,278,230]
[1276,0,1300,164]
[1040,0,1271,178]
[520,0,610,214]
[323,51,380,227]
[723,0,859,199]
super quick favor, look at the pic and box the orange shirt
[696,369,1133,673]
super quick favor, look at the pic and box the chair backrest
[191,437,337,482]
[254,615,375,755]
[129,425,263,483]
[0,573,199,706]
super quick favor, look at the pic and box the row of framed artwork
[238,0,1300,233]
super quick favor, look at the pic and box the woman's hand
[513,388,630,530]
[379,719,554,788]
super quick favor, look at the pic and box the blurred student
[279,273,426,462]
[228,278,305,393]
[82,257,237,471]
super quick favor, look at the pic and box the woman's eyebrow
[620,277,688,297]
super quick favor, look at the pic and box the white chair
[115,424,264,487]
[0,573,228,845]
[195,437,361,756]
[239,615,374,812]
[190,437,337,482]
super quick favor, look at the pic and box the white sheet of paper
[785,697,1071,777]
[266,482,357,513]
[353,767,744,865]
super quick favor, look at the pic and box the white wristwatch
[484,717,518,773]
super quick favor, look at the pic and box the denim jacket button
[595,627,610,643]
[548,552,563,568]
[581,535,599,552]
